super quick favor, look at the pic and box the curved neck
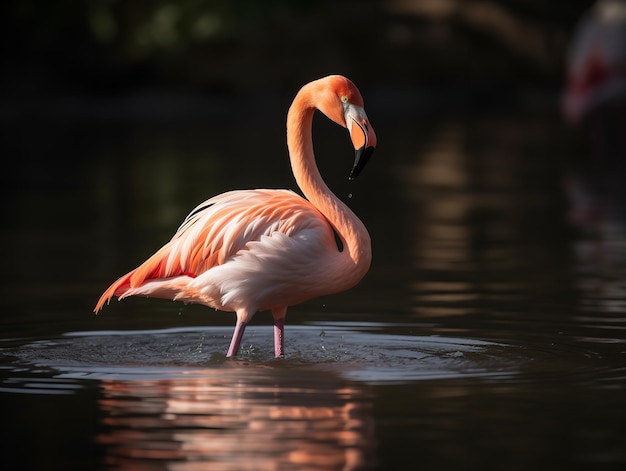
[286,87,371,276]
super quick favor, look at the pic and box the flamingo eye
[341,96,349,104]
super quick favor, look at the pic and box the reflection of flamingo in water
[97,368,376,469]
[95,75,377,358]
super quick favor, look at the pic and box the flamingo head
[316,75,377,179]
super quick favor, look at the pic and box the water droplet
[348,193,353,198]
[319,329,326,351]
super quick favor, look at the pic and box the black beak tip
[349,146,375,180]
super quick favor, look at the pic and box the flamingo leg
[226,321,247,357]
[272,307,287,358]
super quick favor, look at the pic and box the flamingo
[562,0,626,125]
[94,75,377,358]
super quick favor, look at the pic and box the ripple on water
[0,323,525,393]
[0,321,616,394]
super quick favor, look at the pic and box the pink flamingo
[95,75,377,358]
[563,0,626,124]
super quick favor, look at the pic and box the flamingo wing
[94,189,334,311]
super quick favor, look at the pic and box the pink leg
[226,321,247,357]
[274,317,285,357]
[272,307,287,358]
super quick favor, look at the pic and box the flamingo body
[95,75,377,358]
[96,189,355,312]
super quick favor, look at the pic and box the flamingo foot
[227,321,247,357]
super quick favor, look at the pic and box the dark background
[1,0,594,107]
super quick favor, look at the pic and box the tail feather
[94,247,171,313]
[94,271,134,312]
[129,244,182,288]
[94,242,197,313]
[95,271,213,313]
[119,277,211,306]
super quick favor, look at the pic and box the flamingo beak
[350,145,375,180]
[345,104,377,180]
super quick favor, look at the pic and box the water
[2,98,626,470]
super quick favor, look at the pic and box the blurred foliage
[3,0,597,95]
